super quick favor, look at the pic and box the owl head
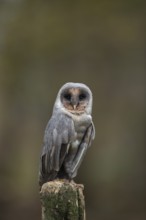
[53,82,93,115]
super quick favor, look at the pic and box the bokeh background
[0,1,146,220]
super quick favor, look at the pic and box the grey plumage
[39,82,95,186]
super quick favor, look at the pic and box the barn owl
[39,82,95,186]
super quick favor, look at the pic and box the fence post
[40,180,85,220]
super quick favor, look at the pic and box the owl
[39,82,95,186]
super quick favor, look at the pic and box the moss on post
[40,180,85,220]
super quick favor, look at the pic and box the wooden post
[40,180,86,220]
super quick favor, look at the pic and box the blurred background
[0,1,146,219]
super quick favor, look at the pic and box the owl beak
[71,97,79,110]
[73,105,76,110]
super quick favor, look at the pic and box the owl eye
[64,94,71,101]
[79,93,86,100]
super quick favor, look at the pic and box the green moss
[40,181,85,220]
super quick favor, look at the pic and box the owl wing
[68,121,95,177]
[39,112,75,185]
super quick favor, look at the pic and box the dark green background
[0,1,146,219]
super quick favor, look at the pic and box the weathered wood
[40,180,85,220]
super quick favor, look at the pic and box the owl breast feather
[72,114,92,146]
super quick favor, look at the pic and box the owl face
[54,83,93,115]
[61,87,90,114]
